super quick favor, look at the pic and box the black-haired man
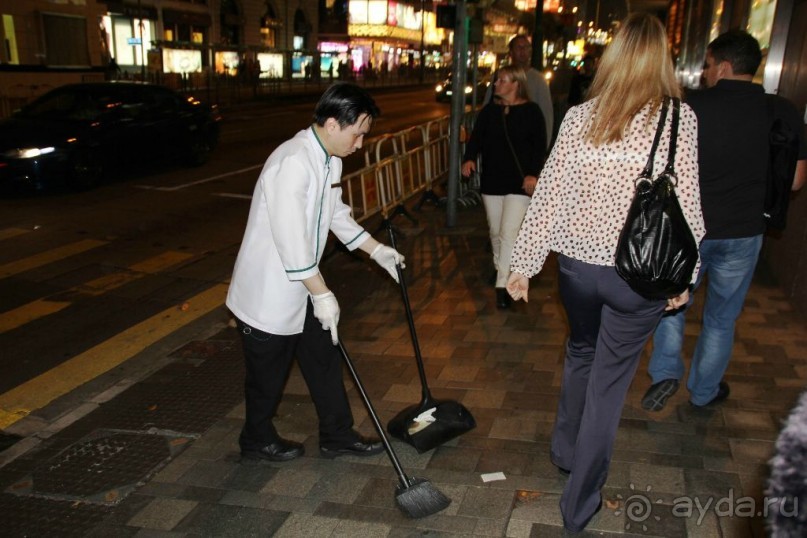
[227,83,405,461]
[643,31,807,412]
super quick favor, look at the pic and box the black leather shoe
[320,436,384,459]
[691,381,730,408]
[495,288,511,309]
[241,439,304,462]
[641,379,679,411]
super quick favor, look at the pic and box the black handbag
[615,97,699,300]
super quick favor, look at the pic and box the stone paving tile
[274,513,341,537]
[8,203,807,537]
[260,467,321,497]
[175,459,238,489]
[127,498,198,531]
[456,485,516,519]
[174,503,288,536]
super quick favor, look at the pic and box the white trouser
[482,193,530,288]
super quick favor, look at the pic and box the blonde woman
[506,14,705,533]
[461,65,547,308]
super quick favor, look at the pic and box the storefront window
[261,3,281,48]
[104,15,153,67]
[163,48,202,73]
[2,14,19,64]
[43,14,90,66]
[747,0,776,50]
[257,52,284,78]
[215,51,240,75]
[294,9,310,49]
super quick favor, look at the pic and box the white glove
[370,244,405,283]
[311,291,340,345]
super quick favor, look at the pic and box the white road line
[212,193,252,200]
[135,164,263,191]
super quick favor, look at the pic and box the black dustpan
[386,224,476,453]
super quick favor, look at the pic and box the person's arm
[793,159,807,191]
[509,109,575,287]
[462,105,489,164]
[675,104,706,284]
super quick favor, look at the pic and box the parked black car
[435,73,490,104]
[0,82,221,192]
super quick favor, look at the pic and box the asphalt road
[0,86,450,429]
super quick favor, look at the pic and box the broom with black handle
[336,339,451,518]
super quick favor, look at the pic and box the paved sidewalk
[2,201,806,537]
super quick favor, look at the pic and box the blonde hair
[497,65,530,102]
[585,13,681,145]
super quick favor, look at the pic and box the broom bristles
[395,477,451,518]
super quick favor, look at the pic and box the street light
[138,0,146,80]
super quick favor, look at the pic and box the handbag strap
[662,97,680,177]
[501,106,526,179]
[640,97,670,180]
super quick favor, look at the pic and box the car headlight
[3,147,56,159]
[435,84,444,92]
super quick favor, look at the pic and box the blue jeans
[648,235,763,405]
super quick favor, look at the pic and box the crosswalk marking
[0,283,229,430]
[0,239,107,279]
[0,299,71,333]
[78,251,194,296]
[0,251,196,332]
[0,227,31,241]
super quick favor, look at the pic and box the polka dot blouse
[510,98,706,281]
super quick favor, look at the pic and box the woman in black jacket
[461,65,547,308]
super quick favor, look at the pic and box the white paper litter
[407,407,437,435]
[480,472,507,483]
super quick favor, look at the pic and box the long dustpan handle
[337,339,411,488]
[387,223,433,401]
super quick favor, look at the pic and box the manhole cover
[7,429,190,504]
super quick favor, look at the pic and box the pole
[419,0,425,83]
[531,0,544,70]
[446,0,468,228]
[138,0,146,80]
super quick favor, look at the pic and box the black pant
[236,301,356,451]
[552,255,666,532]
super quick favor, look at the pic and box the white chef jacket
[226,127,368,335]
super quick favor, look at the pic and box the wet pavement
[1,200,805,537]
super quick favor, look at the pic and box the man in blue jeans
[642,31,807,412]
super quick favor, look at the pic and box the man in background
[642,31,807,412]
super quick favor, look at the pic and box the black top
[686,80,807,239]
[462,101,547,196]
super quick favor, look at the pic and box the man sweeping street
[226,83,405,462]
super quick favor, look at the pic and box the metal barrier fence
[338,111,482,230]
[338,114,462,229]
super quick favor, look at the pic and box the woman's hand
[522,175,538,196]
[506,272,529,302]
[665,289,689,311]
[461,160,476,177]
